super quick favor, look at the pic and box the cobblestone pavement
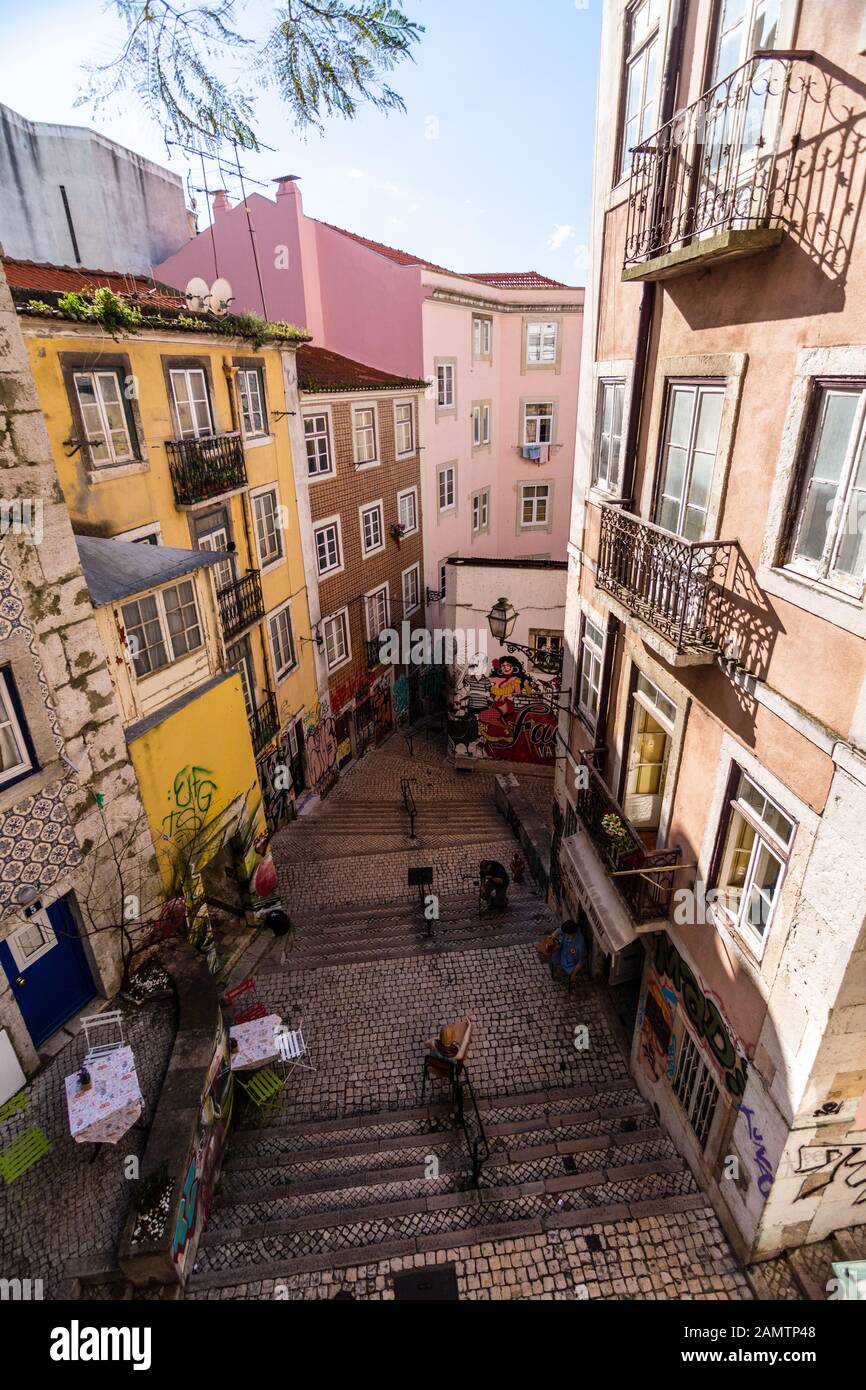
[208,732,752,1302]
[0,997,176,1297]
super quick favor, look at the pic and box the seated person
[425,1018,472,1079]
[550,919,588,983]
[479,859,510,910]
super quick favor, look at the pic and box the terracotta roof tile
[297,345,426,393]
[2,257,185,309]
[465,271,572,289]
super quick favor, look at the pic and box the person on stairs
[479,859,510,912]
[549,919,588,984]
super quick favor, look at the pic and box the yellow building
[7,257,320,865]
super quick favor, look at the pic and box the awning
[560,825,639,956]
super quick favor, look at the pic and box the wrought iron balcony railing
[624,52,816,274]
[218,570,264,642]
[575,754,680,924]
[596,505,736,655]
[250,691,279,755]
[166,432,247,506]
[366,636,384,669]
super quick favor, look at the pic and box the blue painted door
[0,896,96,1047]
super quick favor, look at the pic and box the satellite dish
[210,278,234,315]
[184,276,210,311]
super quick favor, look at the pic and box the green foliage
[57,288,143,337]
[79,0,423,150]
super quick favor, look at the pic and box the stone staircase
[268,887,551,971]
[188,1081,703,1293]
[274,798,509,860]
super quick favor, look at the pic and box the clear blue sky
[0,0,602,283]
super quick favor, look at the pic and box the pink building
[155,181,583,608]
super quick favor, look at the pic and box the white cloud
[346,168,367,180]
[549,223,576,251]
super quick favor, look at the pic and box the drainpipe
[595,0,689,761]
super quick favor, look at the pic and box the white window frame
[438,465,456,514]
[268,599,297,682]
[520,482,550,528]
[593,378,626,493]
[6,912,57,971]
[471,488,490,536]
[401,563,421,617]
[472,315,492,360]
[359,499,386,558]
[397,486,419,537]
[364,583,391,641]
[121,580,203,680]
[322,607,351,672]
[713,769,795,957]
[313,514,344,577]
[352,403,379,467]
[0,669,34,786]
[577,615,605,723]
[523,402,555,446]
[435,360,456,413]
[237,367,267,438]
[619,0,662,181]
[393,399,416,459]
[73,369,136,466]
[304,410,334,479]
[654,380,726,542]
[114,522,162,545]
[526,321,558,366]
[250,484,284,572]
[439,561,448,599]
[786,383,866,596]
[169,367,214,440]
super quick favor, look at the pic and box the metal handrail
[452,1068,490,1188]
[401,777,418,838]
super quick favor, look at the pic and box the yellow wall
[22,322,318,745]
[128,672,264,890]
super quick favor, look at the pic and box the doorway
[622,672,677,839]
[0,895,96,1048]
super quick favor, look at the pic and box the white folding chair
[81,1009,125,1064]
[274,1021,315,1076]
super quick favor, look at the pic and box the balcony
[250,691,279,755]
[218,570,265,642]
[574,754,680,928]
[596,505,736,664]
[623,52,816,282]
[166,432,247,507]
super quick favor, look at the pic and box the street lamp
[485,596,564,677]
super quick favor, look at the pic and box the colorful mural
[448,656,558,765]
[652,935,750,1099]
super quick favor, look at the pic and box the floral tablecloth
[64,1047,144,1145]
[230,1015,283,1071]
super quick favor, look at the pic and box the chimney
[274,174,302,210]
[211,189,232,216]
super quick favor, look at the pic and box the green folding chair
[0,1091,26,1125]
[0,1127,52,1184]
[236,1067,285,1119]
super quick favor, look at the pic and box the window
[252,487,284,570]
[472,403,491,448]
[578,617,605,720]
[395,401,415,457]
[437,362,455,409]
[115,522,161,545]
[304,413,332,477]
[227,641,254,718]
[268,601,297,680]
[531,630,563,657]
[787,384,866,589]
[439,561,448,598]
[672,1027,721,1150]
[314,519,342,576]
[397,487,418,536]
[473,315,492,358]
[482,404,491,445]
[472,405,482,448]
[365,585,390,640]
[521,483,550,527]
[524,402,554,445]
[438,465,456,513]
[619,0,661,179]
[353,406,378,465]
[655,382,725,541]
[594,379,626,492]
[402,564,421,616]
[237,368,266,437]
[527,321,558,365]
[6,914,56,970]
[360,501,385,556]
[322,608,351,670]
[711,0,781,85]
[0,670,35,786]
[197,521,234,593]
[122,581,202,678]
[73,371,135,465]
[714,769,794,950]
[169,368,213,439]
[471,489,489,534]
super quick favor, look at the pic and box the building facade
[153,180,583,603]
[556,0,866,1263]
[293,346,428,772]
[6,257,322,834]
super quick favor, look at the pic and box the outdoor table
[229,1014,283,1071]
[64,1046,143,1145]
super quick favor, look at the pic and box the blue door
[0,895,96,1047]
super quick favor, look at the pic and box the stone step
[271,928,545,972]
[289,889,545,928]
[286,902,550,944]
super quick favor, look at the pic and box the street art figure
[448,654,558,765]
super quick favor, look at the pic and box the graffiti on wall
[638,978,678,1083]
[738,1104,775,1200]
[394,674,410,722]
[653,936,749,1099]
[306,715,339,791]
[162,766,218,843]
[171,1015,233,1273]
[448,656,558,765]
[258,732,294,831]
[795,1144,866,1205]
